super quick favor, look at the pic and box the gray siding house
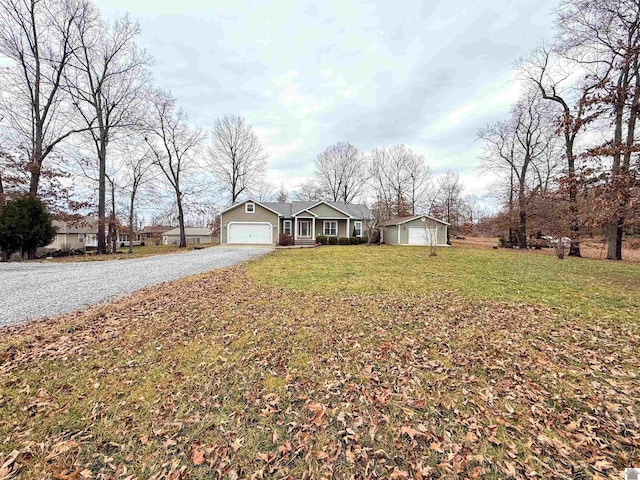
[219,199,371,245]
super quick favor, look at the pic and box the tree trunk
[518,181,527,249]
[28,136,43,194]
[97,145,107,254]
[128,194,135,254]
[177,190,186,248]
[566,140,581,257]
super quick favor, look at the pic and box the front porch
[283,217,359,245]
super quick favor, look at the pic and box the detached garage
[382,215,449,246]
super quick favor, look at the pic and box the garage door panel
[408,227,436,245]
[228,223,272,244]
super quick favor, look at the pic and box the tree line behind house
[477,0,640,261]
[1,0,639,261]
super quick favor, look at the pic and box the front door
[298,220,311,238]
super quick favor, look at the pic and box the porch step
[295,238,316,246]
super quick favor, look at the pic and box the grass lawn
[1,245,638,479]
[42,243,218,263]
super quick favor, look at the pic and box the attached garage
[228,222,272,244]
[382,215,449,246]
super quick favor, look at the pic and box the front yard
[41,243,218,263]
[1,246,638,478]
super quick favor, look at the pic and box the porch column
[294,217,298,241]
[346,218,350,238]
[312,218,316,240]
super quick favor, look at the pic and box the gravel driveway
[0,246,272,327]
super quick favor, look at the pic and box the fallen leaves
[0,264,638,479]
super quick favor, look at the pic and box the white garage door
[228,223,272,244]
[408,227,436,245]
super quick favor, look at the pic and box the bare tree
[67,12,151,254]
[556,0,640,260]
[314,141,367,203]
[248,179,275,202]
[275,183,288,202]
[209,115,267,204]
[120,140,154,253]
[478,92,557,248]
[519,44,601,256]
[0,0,92,195]
[145,91,204,248]
[430,171,465,244]
[294,179,323,202]
[369,145,431,218]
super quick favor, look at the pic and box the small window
[245,202,255,213]
[323,220,337,236]
[283,220,292,235]
[354,221,362,237]
[78,233,84,242]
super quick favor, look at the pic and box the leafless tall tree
[478,92,557,248]
[67,11,151,254]
[294,179,323,202]
[209,115,267,204]
[555,0,640,260]
[519,44,601,256]
[119,140,154,253]
[145,91,204,248]
[0,0,92,195]
[430,171,465,243]
[314,141,367,203]
[369,144,431,218]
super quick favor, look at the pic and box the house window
[78,233,84,242]
[353,221,363,237]
[245,202,255,213]
[283,220,292,235]
[323,220,337,236]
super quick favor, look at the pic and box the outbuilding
[162,227,214,246]
[381,215,450,246]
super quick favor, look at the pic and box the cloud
[93,0,560,207]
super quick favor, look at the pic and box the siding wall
[396,218,448,245]
[164,235,213,245]
[309,204,348,218]
[382,226,399,245]
[221,203,279,244]
[314,218,348,238]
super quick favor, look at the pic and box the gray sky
[95,0,560,203]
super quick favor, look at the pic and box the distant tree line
[478,0,640,261]
[0,0,269,255]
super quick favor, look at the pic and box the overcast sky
[95,0,560,205]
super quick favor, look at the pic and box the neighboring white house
[162,227,214,245]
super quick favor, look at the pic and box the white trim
[219,199,283,217]
[346,218,350,239]
[386,215,450,227]
[226,221,274,244]
[292,208,318,217]
[294,201,353,218]
[294,217,298,240]
[245,202,255,214]
[353,221,363,237]
[323,220,338,236]
[297,219,312,238]
[283,219,292,236]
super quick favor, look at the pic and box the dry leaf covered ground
[1,246,639,479]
